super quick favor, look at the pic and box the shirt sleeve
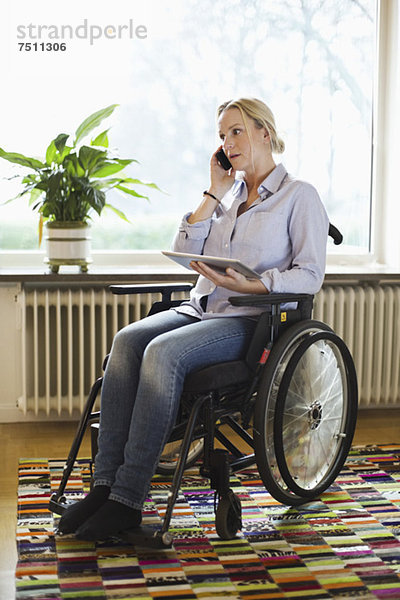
[171,212,212,254]
[260,184,329,295]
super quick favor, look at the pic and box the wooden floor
[1,410,399,599]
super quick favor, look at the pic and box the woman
[58,97,329,540]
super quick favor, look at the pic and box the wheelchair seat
[183,360,252,392]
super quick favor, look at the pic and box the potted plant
[0,104,161,272]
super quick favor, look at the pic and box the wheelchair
[49,225,358,548]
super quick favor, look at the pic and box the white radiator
[313,285,400,408]
[18,287,185,416]
[18,284,400,416]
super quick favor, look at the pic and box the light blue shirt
[172,163,329,319]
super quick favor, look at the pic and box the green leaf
[29,188,43,206]
[78,145,107,174]
[46,171,64,201]
[54,133,70,153]
[64,154,85,177]
[105,202,130,222]
[46,134,71,166]
[91,129,109,148]
[91,159,135,178]
[45,141,57,166]
[58,145,73,164]
[85,187,106,216]
[91,177,120,188]
[120,177,166,193]
[22,173,39,185]
[115,184,149,201]
[35,179,52,192]
[0,148,45,170]
[74,104,118,145]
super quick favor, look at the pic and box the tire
[215,491,242,539]
[156,438,204,475]
[273,330,358,497]
[253,320,333,506]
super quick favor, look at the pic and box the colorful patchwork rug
[16,445,400,599]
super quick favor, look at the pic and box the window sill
[0,250,399,285]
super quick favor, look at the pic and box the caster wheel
[215,491,242,540]
[161,532,173,546]
[50,265,59,273]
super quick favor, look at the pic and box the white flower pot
[44,222,92,273]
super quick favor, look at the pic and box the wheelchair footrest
[115,526,173,548]
[49,494,74,515]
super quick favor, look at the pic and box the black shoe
[75,499,142,540]
[57,485,110,534]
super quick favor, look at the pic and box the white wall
[0,284,24,421]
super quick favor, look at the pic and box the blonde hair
[217,98,285,154]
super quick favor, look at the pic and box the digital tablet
[162,251,262,279]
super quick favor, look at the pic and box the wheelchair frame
[49,279,358,548]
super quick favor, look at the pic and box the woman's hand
[190,261,268,294]
[188,147,236,225]
[208,146,236,201]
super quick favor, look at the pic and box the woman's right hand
[187,147,236,224]
[208,146,236,201]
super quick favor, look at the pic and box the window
[0,0,376,257]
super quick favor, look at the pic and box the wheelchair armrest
[229,293,314,320]
[229,293,313,307]
[109,283,193,305]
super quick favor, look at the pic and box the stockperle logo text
[17,19,148,46]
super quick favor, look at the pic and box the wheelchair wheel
[215,491,242,540]
[273,330,357,497]
[156,438,204,475]
[253,320,334,506]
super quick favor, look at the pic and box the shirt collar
[258,163,287,196]
[232,163,287,198]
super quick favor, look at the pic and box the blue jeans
[94,309,256,509]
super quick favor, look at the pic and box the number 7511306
[18,42,66,51]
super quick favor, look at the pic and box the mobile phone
[216,149,233,171]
